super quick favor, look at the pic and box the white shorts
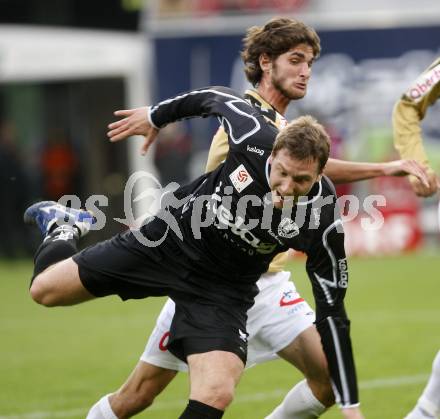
[141,271,315,371]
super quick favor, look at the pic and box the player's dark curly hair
[272,115,330,173]
[241,17,321,87]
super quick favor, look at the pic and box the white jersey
[141,271,315,371]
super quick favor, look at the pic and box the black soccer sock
[179,400,224,419]
[32,225,79,284]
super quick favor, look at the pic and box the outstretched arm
[392,58,440,197]
[325,158,430,188]
[107,86,257,155]
[392,98,440,197]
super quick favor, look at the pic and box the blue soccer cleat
[24,201,96,238]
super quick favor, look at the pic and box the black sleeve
[149,86,263,149]
[305,219,359,408]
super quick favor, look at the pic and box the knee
[196,382,235,410]
[212,384,235,410]
[29,277,57,307]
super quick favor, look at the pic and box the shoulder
[313,176,343,231]
[207,86,245,100]
[321,175,338,197]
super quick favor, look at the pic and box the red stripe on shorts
[279,297,304,307]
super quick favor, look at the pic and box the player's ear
[259,53,272,73]
[268,153,274,164]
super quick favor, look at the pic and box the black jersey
[148,86,359,407]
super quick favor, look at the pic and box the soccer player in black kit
[25,86,364,419]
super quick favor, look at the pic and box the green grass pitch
[0,252,439,418]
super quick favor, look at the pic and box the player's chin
[289,86,306,99]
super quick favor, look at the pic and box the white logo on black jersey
[278,217,299,238]
[246,144,264,156]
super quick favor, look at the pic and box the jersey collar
[244,90,287,130]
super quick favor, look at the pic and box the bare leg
[265,325,333,419]
[187,351,244,410]
[111,361,177,418]
[30,257,95,306]
[277,325,334,407]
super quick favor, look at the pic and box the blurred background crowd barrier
[0,0,439,257]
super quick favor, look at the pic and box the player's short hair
[241,17,321,87]
[272,115,330,173]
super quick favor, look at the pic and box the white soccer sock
[265,380,327,419]
[405,351,440,419]
[86,394,118,419]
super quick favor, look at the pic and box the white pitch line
[358,373,429,389]
[0,373,430,419]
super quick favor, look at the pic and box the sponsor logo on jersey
[278,217,300,238]
[212,204,277,255]
[246,144,264,156]
[279,290,305,307]
[209,182,276,255]
[338,258,348,288]
[229,164,253,193]
[406,63,440,102]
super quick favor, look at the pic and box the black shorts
[73,229,183,300]
[168,292,249,364]
[73,221,256,364]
